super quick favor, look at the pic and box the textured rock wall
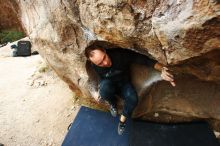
[0,0,24,31]
[16,0,220,130]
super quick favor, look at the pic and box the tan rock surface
[0,0,24,31]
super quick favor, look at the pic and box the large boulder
[0,0,24,32]
[15,0,220,130]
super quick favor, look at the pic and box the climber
[84,46,176,135]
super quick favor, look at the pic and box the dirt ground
[0,44,80,146]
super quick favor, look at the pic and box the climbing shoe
[118,121,126,135]
[110,105,117,117]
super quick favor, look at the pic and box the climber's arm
[127,50,176,86]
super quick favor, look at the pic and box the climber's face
[89,49,112,67]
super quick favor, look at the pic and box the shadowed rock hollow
[10,0,220,131]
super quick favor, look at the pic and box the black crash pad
[62,106,220,146]
[62,106,131,146]
[130,120,220,146]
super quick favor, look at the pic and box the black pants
[99,79,138,118]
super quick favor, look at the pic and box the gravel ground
[0,44,80,146]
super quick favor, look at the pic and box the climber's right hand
[94,95,101,102]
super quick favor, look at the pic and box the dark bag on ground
[12,41,32,57]
[17,41,31,56]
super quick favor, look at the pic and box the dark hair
[84,45,105,59]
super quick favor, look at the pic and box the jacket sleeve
[127,50,157,68]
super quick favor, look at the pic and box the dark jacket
[92,48,157,82]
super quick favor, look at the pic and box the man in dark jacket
[85,46,175,135]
